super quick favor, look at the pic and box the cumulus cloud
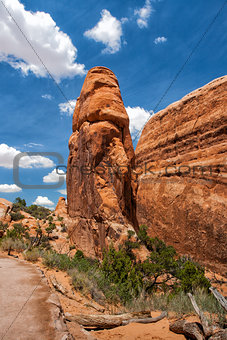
[0,184,22,193]
[43,169,65,183]
[41,94,53,100]
[33,195,54,206]
[0,0,86,81]
[126,106,153,136]
[58,189,67,195]
[84,9,123,54]
[59,99,77,116]
[154,36,167,44]
[134,0,153,28]
[0,143,54,168]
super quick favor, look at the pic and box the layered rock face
[67,67,137,257]
[135,76,227,272]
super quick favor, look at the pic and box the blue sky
[0,0,226,207]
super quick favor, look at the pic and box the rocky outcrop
[55,197,68,218]
[0,198,12,223]
[67,67,137,258]
[135,76,227,272]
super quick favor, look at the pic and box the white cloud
[58,189,67,195]
[42,94,53,100]
[154,36,167,44]
[43,169,65,183]
[126,106,153,136]
[0,0,86,81]
[134,0,153,28]
[0,143,54,168]
[84,9,123,54]
[0,184,22,193]
[33,195,54,206]
[59,99,77,116]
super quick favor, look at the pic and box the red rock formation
[55,197,68,218]
[0,198,12,223]
[67,67,137,257]
[135,76,227,273]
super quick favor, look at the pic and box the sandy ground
[0,255,69,340]
[91,312,186,340]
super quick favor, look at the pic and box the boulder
[67,67,137,258]
[0,198,12,223]
[135,76,227,273]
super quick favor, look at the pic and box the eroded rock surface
[67,67,137,257]
[0,198,12,223]
[135,76,227,273]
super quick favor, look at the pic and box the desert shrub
[42,251,72,271]
[57,215,63,221]
[24,205,50,220]
[45,223,56,237]
[6,223,29,240]
[176,259,211,292]
[0,237,27,252]
[11,197,26,212]
[69,268,104,301]
[23,248,40,262]
[61,223,67,232]
[10,211,24,221]
[136,225,210,294]
[11,198,50,220]
[72,250,98,272]
[101,246,143,303]
[0,222,9,237]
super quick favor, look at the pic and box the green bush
[38,226,213,308]
[24,205,50,220]
[23,248,40,262]
[10,211,24,221]
[176,259,210,292]
[42,251,72,271]
[101,246,143,303]
[6,223,29,240]
[11,198,50,220]
[11,197,26,212]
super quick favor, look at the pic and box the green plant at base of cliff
[176,259,211,292]
[101,246,143,303]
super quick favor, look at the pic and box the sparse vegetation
[39,228,212,310]
[0,211,224,324]
[11,197,51,220]
[10,211,25,221]
[23,248,40,262]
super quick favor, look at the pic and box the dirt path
[0,256,70,340]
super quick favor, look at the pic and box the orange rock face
[135,76,227,273]
[67,67,137,258]
[55,197,68,218]
[0,198,12,223]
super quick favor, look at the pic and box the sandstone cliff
[135,76,227,272]
[67,67,137,257]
